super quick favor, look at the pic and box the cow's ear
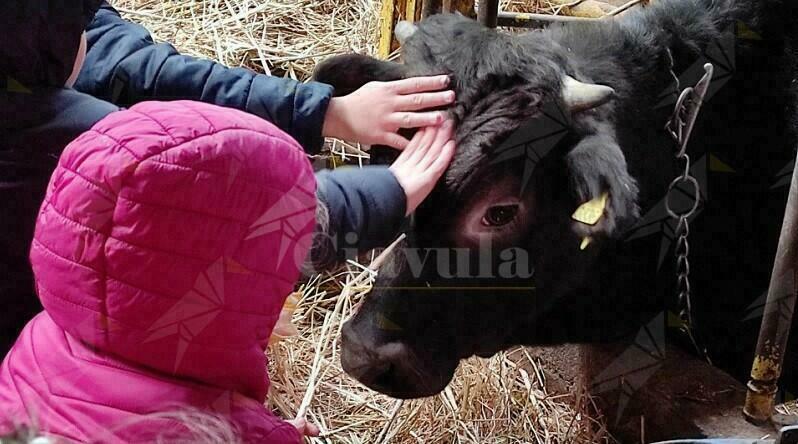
[566,133,640,241]
[312,54,409,97]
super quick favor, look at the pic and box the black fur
[314,0,798,402]
[313,54,408,96]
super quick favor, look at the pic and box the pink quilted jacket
[0,101,317,443]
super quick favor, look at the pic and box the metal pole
[478,0,499,28]
[743,151,798,424]
[496,11,597,28]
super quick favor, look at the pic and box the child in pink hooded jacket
[0,100,454,443]
[1,1,457,440]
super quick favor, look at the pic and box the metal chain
[663,50,714,364]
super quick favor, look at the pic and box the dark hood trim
[1,0,103,88]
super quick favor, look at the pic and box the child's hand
[287,417,320,437]
[390,120,456,215]
[322,75,455,150]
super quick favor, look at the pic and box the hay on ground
[113,0,380,79]
[266,257,611,443]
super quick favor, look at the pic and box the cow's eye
[482,204,519,227]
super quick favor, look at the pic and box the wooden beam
[497,11,599,28]
[378,0,396,59]
[478,0,499,27]
[378,0,425,59]
[547,0,615,17]
[406,0,419,23]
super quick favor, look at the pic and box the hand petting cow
[313,0,798,408]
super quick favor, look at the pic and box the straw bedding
[113,0,612,442]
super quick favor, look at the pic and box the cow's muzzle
[340,322,454,399]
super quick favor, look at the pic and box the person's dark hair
[1,0,103,88]
[301,196,336,275]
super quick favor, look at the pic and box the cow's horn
[561,76,615,112]
[395,21,418,45]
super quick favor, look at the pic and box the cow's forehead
[398,15,582,198]
[403,14,569,83]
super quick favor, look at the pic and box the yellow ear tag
[580,237,593,250]
[269,291,301,346]
[571,192,609,226]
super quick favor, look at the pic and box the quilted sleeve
[313,166,408,268]
[74,2,334,153]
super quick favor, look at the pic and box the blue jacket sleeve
[74,2,334,153]
[312,166,407,267]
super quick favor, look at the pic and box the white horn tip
[395,21,418,45]
[562,76,616,112]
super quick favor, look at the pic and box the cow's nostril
[363,343,414,391]
[357,358,391,385]
[372,362,396,389]
[340,327,392,384]
[341,338,407,390]
[340,326,437,397]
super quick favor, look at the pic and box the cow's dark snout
[340,322,451,399]
[339,326,390,384]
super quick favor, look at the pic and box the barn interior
[109,0,798,442]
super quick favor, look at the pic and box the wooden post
[378,0,397,59]
[378,0,422,59]
[406,0,418,25]
[478,0,499,27]
[422,0,440,19]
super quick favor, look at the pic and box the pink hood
[0,101,316,443]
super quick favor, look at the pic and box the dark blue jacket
[0,1,406,352]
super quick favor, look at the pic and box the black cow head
[313,14,641,398]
